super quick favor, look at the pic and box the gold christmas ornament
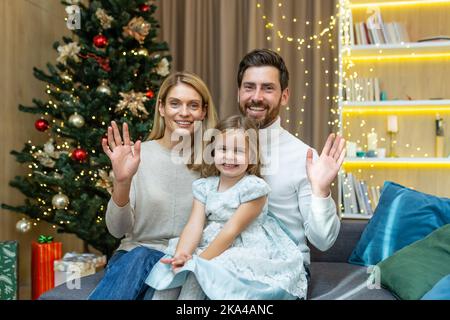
[137,47,149,56]
[96,82,112,95]
[115,90,150,118]
[122,16,151,44]
[16,218,31,233]
[68,113,85,128]
[52,193,70,209]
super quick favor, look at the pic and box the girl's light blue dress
[145,175,308,300]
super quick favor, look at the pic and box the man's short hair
[237,49,289,91]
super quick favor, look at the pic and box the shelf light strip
[350,0,450,9]
[342,106,450,115]
[344,53,450,61]
[343,162,450,169]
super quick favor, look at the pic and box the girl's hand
[101,121,141,184]
[161,252,192,273]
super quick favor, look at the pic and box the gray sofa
[39,219,395,300]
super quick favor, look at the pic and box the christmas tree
[2,0,171,257]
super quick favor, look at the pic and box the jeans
[88,246,164,300]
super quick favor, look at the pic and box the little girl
[145,115,308,300]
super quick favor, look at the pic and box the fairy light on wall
[256,1,341,137]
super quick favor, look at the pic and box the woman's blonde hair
[148,71,218,141]
[202,115,262,178]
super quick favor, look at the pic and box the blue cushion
[349,181,450,266]
[421,275,450,300]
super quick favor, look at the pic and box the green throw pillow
[376,224,450,300]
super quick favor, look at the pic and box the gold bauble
[52,193,69,209]
[16,218,31,233]
[137,47,149,56]
[68,113,85,128]
[96,82,112,95]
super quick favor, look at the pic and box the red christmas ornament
[93,35,108,48]
[35,119,49,132]
[145,89,155,99]
[139,4,150,12]
[71,148,88,162]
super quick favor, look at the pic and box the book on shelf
[349,9,410,45]
[342,174,357,214]
[341,173,378,215]
[344,78,380,102]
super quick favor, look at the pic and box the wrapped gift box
[0,241,18,300]
[31,239,62,300]
[54,252,106,287]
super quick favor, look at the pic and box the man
[237,49,346,271]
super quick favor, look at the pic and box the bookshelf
[338,0,450,220]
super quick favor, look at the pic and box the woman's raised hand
[101,121,141,184]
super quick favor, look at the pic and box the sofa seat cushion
[308,262,395,300]
[39,270,104,300]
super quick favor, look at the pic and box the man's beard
[239,99,282,129]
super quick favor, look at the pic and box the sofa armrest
[309,219,367,263]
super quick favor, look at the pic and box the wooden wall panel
[0,0,84,300]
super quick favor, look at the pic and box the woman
[88,72,218,300]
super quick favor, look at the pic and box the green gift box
[0,241,18,300]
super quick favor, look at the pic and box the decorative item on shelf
[52,193,69,210]
[35,119,49,132]
[54,252,107,287]
[0,241,18,300]
[387,115,399,158]
[346,141,357,158]
[31,236,62,300]
[16,217,31,233]
[366,150,377,158]
[96,81,112,95]
[380,91,388,101]
[377,148,386,158]
[68,113,85,128]
[435,114,445,158]
[356,150,366,158]
[367,132,378,154]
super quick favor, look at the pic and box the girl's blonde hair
[148,71,218,141]
[202,115,262,178]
